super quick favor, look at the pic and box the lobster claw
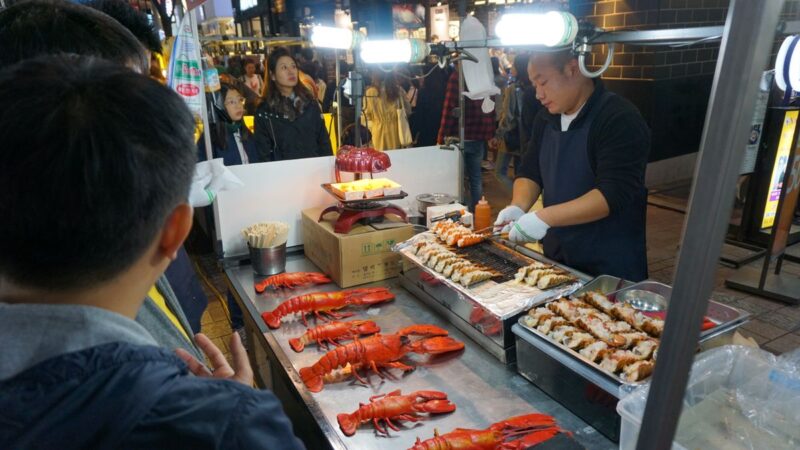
[405,336,465,355]
[416,399,457,414]
[396,324,450,338]
[352,320,381,335]
[346,287,395,306]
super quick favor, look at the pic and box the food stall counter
[225,253,615,450]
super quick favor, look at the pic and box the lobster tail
[336,413,359,437]
[261,311,281,329]
[300,367,324,393]
[288,337,304,352]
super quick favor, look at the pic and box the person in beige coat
[363,71,411,150]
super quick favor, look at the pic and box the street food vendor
[495,50,650,282]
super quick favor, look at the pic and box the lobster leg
[351,366,370,386]
[369,361,386,379]
[381,361,415,372]
[384,418,401,432]
[373,418,389,435]
[396,414,419,423]
[322,310,355,321]
[300,313,310,327]
[326,337,341,347]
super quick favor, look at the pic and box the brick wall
[569,0,729,81]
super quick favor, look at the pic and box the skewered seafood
[514,263,577,290]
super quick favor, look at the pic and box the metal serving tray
[396,237,584,363]
[516,280,751,387]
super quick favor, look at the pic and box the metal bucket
[416,193,456,218]
[249,243,286,276]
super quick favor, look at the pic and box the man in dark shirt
[495,50,650,281]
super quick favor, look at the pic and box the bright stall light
[359,39,430,64]
[495,11,578,47]
[311,25,360,50]
[775,35,800,93]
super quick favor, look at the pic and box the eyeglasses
[224,98,246,106]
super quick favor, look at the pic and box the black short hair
[0,55,196,289]
[84,0,162,54]
[0,0,148,72]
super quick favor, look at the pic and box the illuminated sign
[761,110,798,228]
[240,0,257,11]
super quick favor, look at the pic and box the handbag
[397,98,413,147]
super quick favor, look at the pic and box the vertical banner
[167,13,204,119]
[761,110,798,229]
[771,135,800,256]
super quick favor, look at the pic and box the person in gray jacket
[0,54,303,449]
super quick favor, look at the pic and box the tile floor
[189,166,800,359]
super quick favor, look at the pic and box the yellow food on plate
[330,178,402,200]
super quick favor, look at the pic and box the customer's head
[0,0,149,72]
[528,49,588,115]
[512,53,531,86]
[220,82,246,122]
[0,55,196,293]
[84,0,162,55]
[244,59,257,76]
[265,47,312,101]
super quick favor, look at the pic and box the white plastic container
[617,345,799,450]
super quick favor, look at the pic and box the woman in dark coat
[254,47,332,161]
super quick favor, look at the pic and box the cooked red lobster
[335,145,391,181]
[337,389,455,437]
[299,324,464,393]
[261,288,394,329]
[254,272,331,293]
[409,413,565,450]
[288,320,380,352]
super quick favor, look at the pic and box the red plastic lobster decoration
[335,145,391,182]
[337,389,456,437]
[254,272,331,293]
[299,324,464,393]
[288,320,380,352]
[409,413,566,450]
[261,288,394,329]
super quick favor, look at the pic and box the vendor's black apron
[539,92,648,281]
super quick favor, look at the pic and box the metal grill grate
[453,242,529,283]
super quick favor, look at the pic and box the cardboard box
[302,207,414,288]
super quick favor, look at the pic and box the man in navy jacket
[0,55,303,450]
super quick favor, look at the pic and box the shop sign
[761,110,798,229]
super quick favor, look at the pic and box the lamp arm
[578,42,615,78]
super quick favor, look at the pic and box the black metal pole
[635,1,784,449]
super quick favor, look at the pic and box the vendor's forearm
[511,178,541,211]
[537,189,610,227]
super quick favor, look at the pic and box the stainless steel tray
[517,315,652,387]
[396,235,584,320]
[515,280,751,388]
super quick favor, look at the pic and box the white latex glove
[188,159,244,207]
[494,205,525,233]
[508,211,550,243]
